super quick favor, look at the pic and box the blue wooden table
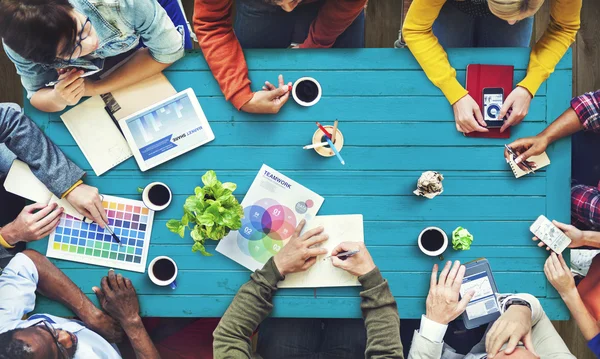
[28,48,572,319]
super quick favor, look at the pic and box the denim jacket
[0,104,85,197]
[3,0,184,98]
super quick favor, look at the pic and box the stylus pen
[303,142,328,150]
[504,145,535,173]
[325,137,345,165]
[101,219,122,246]
[324,249,360,260]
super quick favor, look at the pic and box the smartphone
[530,215,572,254]
[483,87,504,128]
[460,258,501,329]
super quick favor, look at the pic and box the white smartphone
[483,87,504,128]
[529,215,572,254]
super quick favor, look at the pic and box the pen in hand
[101,219,122,246]
[323,249,360,261]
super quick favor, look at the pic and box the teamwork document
[278,215,364,288]
[217,165,324,271]
[460,271,500,320]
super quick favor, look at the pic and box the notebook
[278,215,364,288]
[465,64,514,139]
[60,73,177,176]
[507,152,551,178]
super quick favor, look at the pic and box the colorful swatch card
[217,164,324,271]
[46,195,155,273]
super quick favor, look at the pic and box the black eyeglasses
[67,17,92,64]
[37,320,70,359]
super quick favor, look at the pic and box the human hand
[533,220,584,250]
[452,94,488,133]
[330,242,375,277]
[52,69,86,106]
[544,252,576,297]
[93,270,141,329]
[425,261,474,325]
[504,135,548,166]
[499,87,533,132]
[65,184,108,228]
[0,203,63,244]
[273,219,329,276]
[83,306,124,343]
[83,78,99,97]
[485,304,537,358]
[242,74,292,114]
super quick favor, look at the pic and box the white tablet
[118,88,215,171]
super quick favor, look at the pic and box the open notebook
[60,73,177,176]
[508,152,551,178]
[278,214,364,288]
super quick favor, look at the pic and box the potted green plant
[166,170,244,256]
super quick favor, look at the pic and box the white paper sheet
[279,215,364,288]
[216,164,324,271]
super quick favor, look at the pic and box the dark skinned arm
[93,270,160,359]
[21,250,123,342]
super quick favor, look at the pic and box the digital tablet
[118,88,215,171]
[460,258,501,329]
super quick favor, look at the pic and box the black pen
[101,219,121,246]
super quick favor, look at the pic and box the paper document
[3,160,86,220]
[60,73,176,176]
[279,215,364,288]
[217,164,324,271]
[508,152,551,178]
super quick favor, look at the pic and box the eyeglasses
[67,17,92,64]
[37,320,70,359]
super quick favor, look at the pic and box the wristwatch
[505,298,532,312]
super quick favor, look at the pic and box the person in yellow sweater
[402,0,581,134]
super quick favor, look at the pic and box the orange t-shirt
[193,0,366,110]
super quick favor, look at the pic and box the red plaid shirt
[570,90,600,230]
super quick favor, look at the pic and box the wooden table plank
[25,48,572,319]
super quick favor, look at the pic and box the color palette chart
[46,195,155,273]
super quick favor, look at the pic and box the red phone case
[465,64,514,139]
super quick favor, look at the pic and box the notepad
[508,152,551,178]
[278,214,364,288]
[3,160,88,221]
[60,73,177,176]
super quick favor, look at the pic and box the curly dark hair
[0,329,34,359]
[0,0,78,64]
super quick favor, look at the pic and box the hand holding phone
[529,215,572,254]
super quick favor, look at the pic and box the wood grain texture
[365,0,403,48]
[23,49,572,322]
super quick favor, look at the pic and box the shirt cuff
[0,231,15,249]
[517,73,544,98]
[358,267,385,290]
[230,87,255,111]
[61,179,83,199]
[438,77,469,105]
[588,332,600,355]
[259,257,285,287]
[418,315,448,343]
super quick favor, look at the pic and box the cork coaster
[312,126,344,157]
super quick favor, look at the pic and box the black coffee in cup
[295,79,319,103]
[152,258,176,281]
[148,184,170,206]
[421,229,445,252]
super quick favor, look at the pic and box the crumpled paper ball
[413,171,444,199]
[452,226,474,250]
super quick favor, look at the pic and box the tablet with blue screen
[460,258,501,329]
[118,88,214,171]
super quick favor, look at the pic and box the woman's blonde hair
[488,0,545,19]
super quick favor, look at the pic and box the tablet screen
[123,92,210,168]
[460,271,500,320]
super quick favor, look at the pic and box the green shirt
[213,257,404,358]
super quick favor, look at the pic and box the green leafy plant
[166,171,244,256]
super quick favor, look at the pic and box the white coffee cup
[142,182,172,211]
[292,77,322,106]
[148,256,178,290]
[418,227,448,260]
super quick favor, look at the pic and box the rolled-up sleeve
[570,90,600,133]
[2,43,58,99]
[122,0,185,64]
[0,253,39,333]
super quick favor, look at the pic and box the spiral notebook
[508,152,550,178]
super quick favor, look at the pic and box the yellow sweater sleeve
[517,0,581,96]
[402,0,468,105]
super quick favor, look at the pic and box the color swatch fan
[46,195,155,273]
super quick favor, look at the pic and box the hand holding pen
[504,144,536,173]
[328,242,376,277]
